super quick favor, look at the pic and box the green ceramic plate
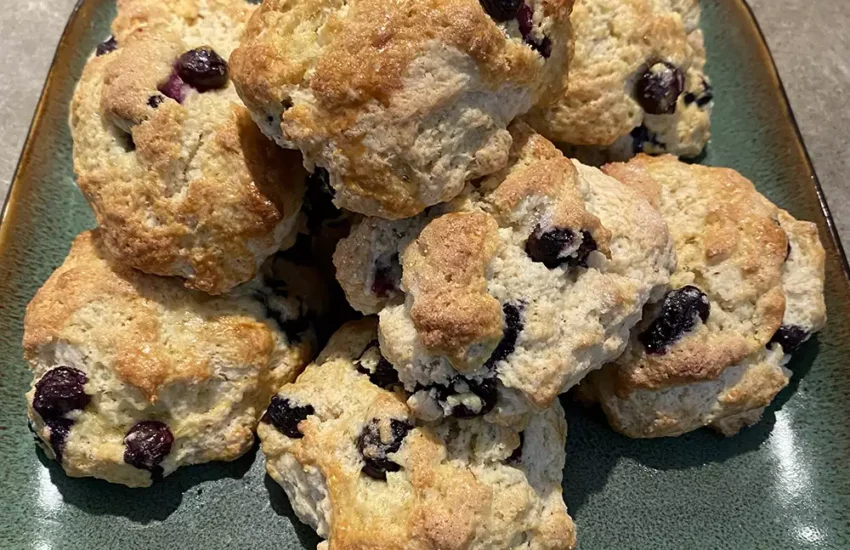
[1,0,849,548]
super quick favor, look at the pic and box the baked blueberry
[45,418,74,462]
[147,95,165,109]
[517,5,552,58]
[479,0,522,21]
[356,418,412,480]
[630,124,665,154]
[440,376,498,418]
[684,78,714,108]
[769,325,810,353]
[176,48,229,92]
[123,421,174,477]
[371,252,401,298]
[33,367,90,420]
[639,285,710,354]
[483,303,523,370]
[95,36,117,57]
[263,396,315,438]
[526,226,596,268]
[636,62,685,115]
[158,72,185,103]
[355,341,401,389]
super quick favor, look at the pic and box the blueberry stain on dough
[33,366,90,420]
[263,396,315,439]
[636,62,685,115]
[483,302,524,370]
[158,72,186,103]
[95,36,117,56]
[123,421,174,480]
[639,286,710,354]
[769,325,810,353]
[357,418,412,480]
[176,48,229,92]
[526,225,597,269]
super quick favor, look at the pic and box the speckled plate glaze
[1,0,849,548]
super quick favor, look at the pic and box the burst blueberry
[33,366,90,420]
[526,226,596,268]
[479,0,522,21]
[45,418,74,462]
[371,252,401,298]
[355,341,401,389]
[356,418,412,480]
[636,62,685,115]
[639,286,710,354]
[263,395,315,438]
[483,303,523,370]
[123,421,174,478]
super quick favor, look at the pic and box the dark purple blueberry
[444,377,498,418]
[262,396,315,438]
[638,285,710,354]
[516,4,551,58]
[45,418,74,462]
[148,95,165,109]
[356,418,412,480]
[506,431,524,464]
[158,72,185,103]
[371,252,401,298]
[483,302,523,370]
[33,367,90,420]
[769,325,810,353]
[635,62,685,115]
[95,36,118,57]
[176,47,229,92]
[123,421,174,477]
[525,226,596,269]
[479,0,522,22]
[355,340,401,389]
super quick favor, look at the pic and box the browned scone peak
[71,0,306,295]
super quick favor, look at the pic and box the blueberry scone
[230,0,575,219]
[24,230,326,487]
[259,318,576,549]
[580,155,827,438]
[334,124,675,426]
[525,0,712,160]
[70,0,305,295]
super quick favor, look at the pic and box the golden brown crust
[404,212,504,371]
[602,155,788,392]
[24,231,281,401]
[71,0,305,294]
[231,0,575,218]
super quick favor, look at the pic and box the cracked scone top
[229,0,575,219]
[24,230,327,487]
[581,155,827,438]
[525,0,712,159]
[334,124,675,426]
[70,0,306,295]
[259,318,576,550]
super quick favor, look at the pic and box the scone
[70,0,305,295]
[581,155,827,438]
[24,230,326,487]
[230,0,575,219]
[334,123,675,426]
[259,318,576,550]
[525,0,712,160]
